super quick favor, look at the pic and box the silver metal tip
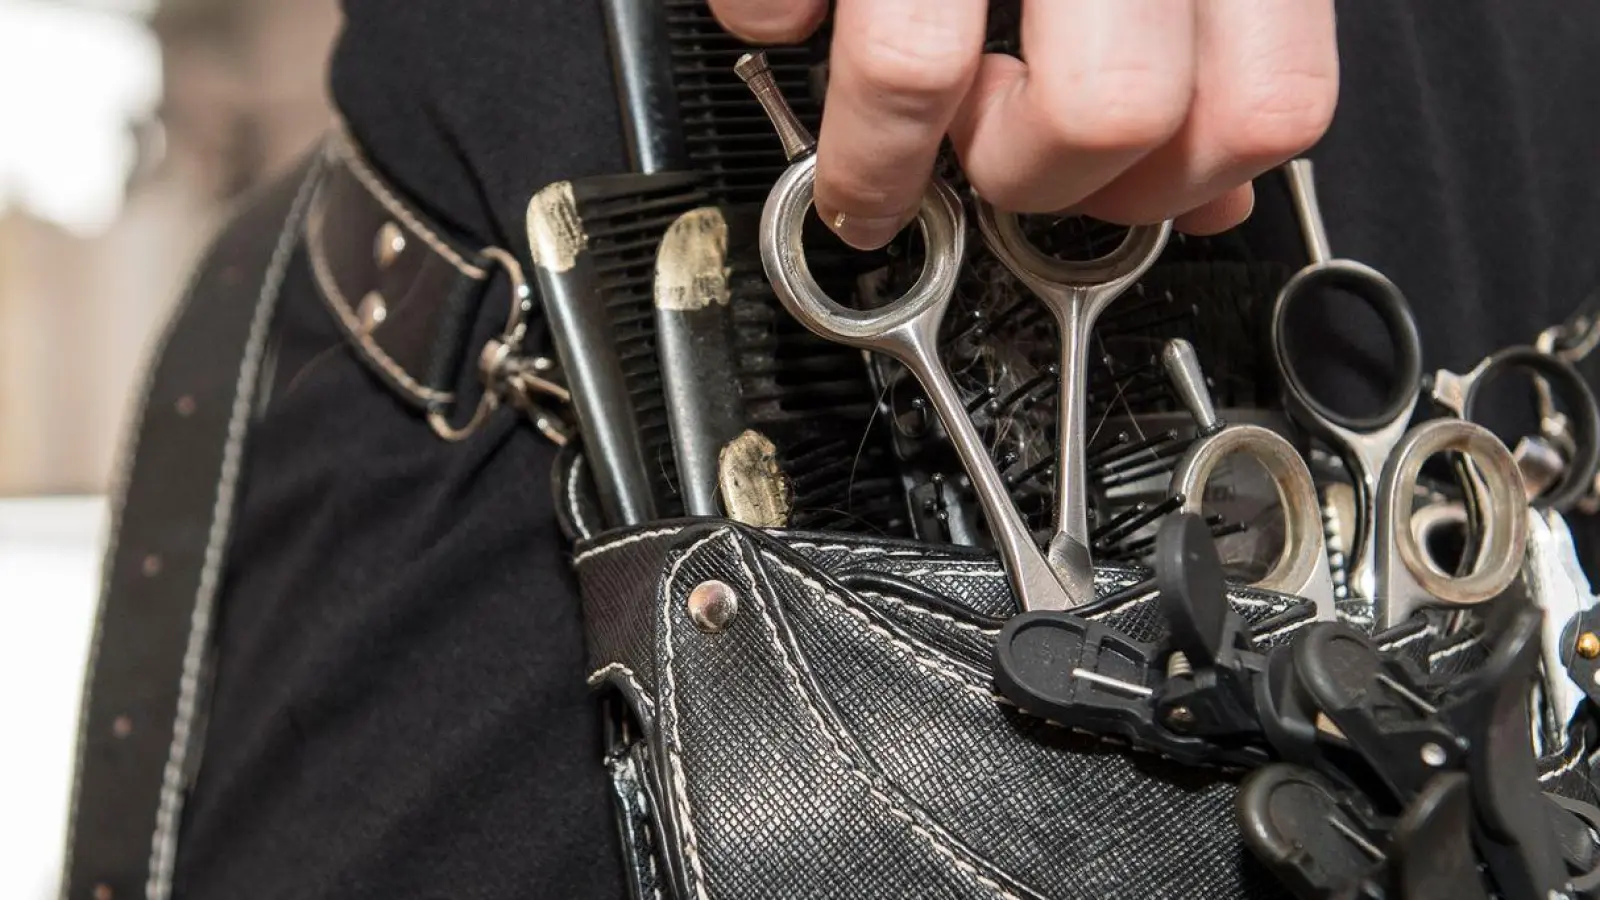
[735,51,816,161]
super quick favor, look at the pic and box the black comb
[527,173,711,526]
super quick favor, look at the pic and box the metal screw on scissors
[737,52,1077,612]
[1270,158,1426,603]
[971,200,1170,605]
[1161,339,1337,619]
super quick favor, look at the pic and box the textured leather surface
[62,154,327,900]
[576,518,1600,899]
[579,523,1297,899]
[305,130,490,412]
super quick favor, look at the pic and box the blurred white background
[0,0,339,895]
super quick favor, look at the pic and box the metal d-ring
[428,246,541,442]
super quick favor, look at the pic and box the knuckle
[1215,69,1340,159]
[1036,65,1192,153]
[848,24,977,110]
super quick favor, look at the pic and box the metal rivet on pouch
[93,884,113,900]
[112,715,133,739]
[175,395,196,417]
[687,580,738,634]
[1579,632,1600,659]
[141,554,162,577]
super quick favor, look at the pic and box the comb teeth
[580,176,713,517]
[665,1,823,206]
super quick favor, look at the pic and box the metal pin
[1284,159,1333,266]
[735,52,817,161]
[1162,339,1223,436]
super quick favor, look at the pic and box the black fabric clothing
[170,1,1600,897]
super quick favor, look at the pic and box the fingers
[705,0,828,43]
[950,1,1198,214]
[812,0,989,249]
[949,0,1339,234]
[1173,184,1256,236]
[1073,0,1339,230]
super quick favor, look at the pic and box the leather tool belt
[63,124,1600,900]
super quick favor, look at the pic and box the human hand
[708,0,1339,249]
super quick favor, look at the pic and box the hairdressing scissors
[1520,507,1598,753]
[1372,417,1529,629]
[1269,158,1427,602]
[738,52,1167,611]
[971,202,1170,604]
[1159,339,1337,619]
[1429,344,1600,511]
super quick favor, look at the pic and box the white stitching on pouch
[784,540,939,558]
[330,128,488,279]
[1378,625,1436,652]
[573,526,689,567]
[145,155,327,900]
[1539,739,1589,783]
[659,529,730,900]
[1251,617,1315,643]
[305,198,454,404]
[568,455,594,540]
[855,591,1001,637]
[713,541,1038,900]
[1427,638,1479,664]
[588,662,657,721]
[763,554,994,701]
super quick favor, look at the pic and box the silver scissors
[1160,339,1337,619]
[1372,417,1529,630]
[972,202,1170,604]
[737,52,1166,611]
[1521,507,1599,754]
[1269,158,1426,602]
[1429,344,1600,512]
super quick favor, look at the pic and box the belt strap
[61,152,327,900]
[306,129,569,443]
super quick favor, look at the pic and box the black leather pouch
[574,516,1328,900]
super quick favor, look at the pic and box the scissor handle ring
[757,154,966,349]
[1271,260,1424,433]
[973,200,1170,295]
[1171,425,1326,599]
[1456,345,1600,512]
[1384,419,1527,607]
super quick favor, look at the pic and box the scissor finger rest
[758,155,966,350]
[974,202,1170,299]
[1271,259,1424,435]
[1375,418,1530,629]
[1169,425,1336,619]
[1430,345,1600,512]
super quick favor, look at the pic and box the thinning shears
[738,52,1167,611]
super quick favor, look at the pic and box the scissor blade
[1523,508,1596,750]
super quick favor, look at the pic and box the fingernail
[819,207,909,251]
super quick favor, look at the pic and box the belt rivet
[688,580,738,634]
[112,715,133,738]
[358,291,388,331]
[375,221,406,268]
[141,554,162,577]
